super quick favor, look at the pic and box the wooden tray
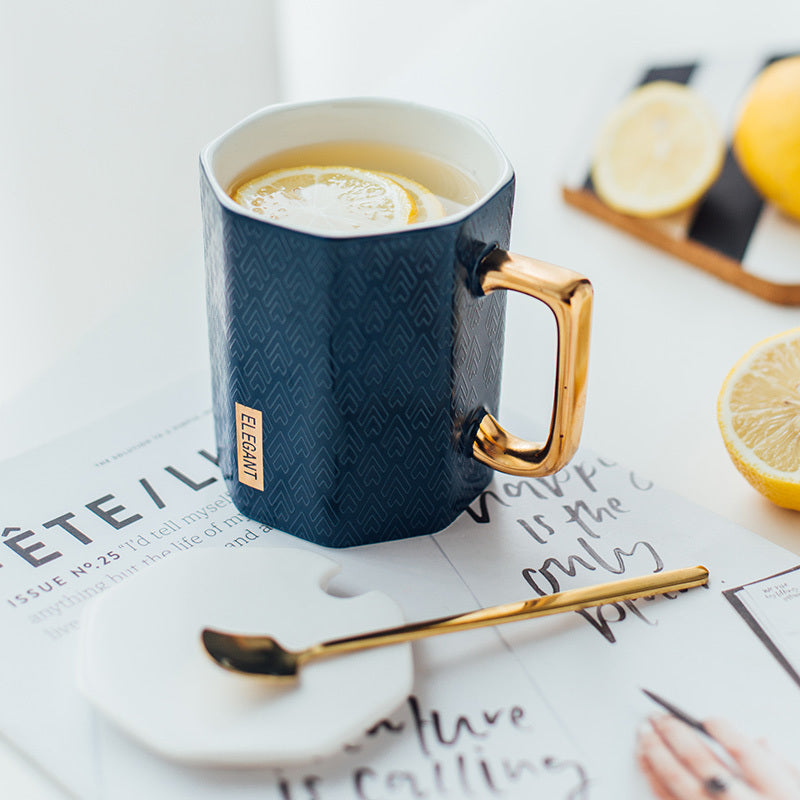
[562,55,800,305]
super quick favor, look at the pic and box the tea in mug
[227,140,480,234]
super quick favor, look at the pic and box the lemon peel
[733,56,800,222]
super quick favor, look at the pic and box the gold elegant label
[235,403,264,491]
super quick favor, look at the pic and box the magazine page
[725,566,800,688]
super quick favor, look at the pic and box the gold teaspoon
[202,565,709,680]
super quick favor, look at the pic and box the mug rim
[200,97,515,239]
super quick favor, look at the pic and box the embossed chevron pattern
[202,168,515,546]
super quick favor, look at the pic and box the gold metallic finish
[473,249,593,476]
[202,565,709,679]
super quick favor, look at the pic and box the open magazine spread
[1,374,799,799]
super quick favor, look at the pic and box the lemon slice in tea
[379,171,445,223]
[233,165,416,233]
[717,327,800,509]
[591,81,724,217]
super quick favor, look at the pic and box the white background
[2,1,800,796]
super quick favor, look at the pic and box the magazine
[2,373,799,799]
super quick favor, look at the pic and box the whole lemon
[733,56,800,221]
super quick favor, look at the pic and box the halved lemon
[591,81,725,217]
[233,165,416,233]
[717,327,800,510]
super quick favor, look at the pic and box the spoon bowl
[202,629,301,680]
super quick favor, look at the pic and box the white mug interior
[201,98,514,235]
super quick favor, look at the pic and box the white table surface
[3,1,800,796]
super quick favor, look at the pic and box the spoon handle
[301,566,708,665]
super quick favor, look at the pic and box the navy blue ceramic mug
[200,99,592,547]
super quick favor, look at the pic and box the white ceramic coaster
[77,547,413,766]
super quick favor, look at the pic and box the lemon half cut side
[717,327,800,510]
[591,81,725,218]
[233,165,417,233]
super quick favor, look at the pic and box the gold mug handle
[472,248,593,477]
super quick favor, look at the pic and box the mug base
[224,471,493,548]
